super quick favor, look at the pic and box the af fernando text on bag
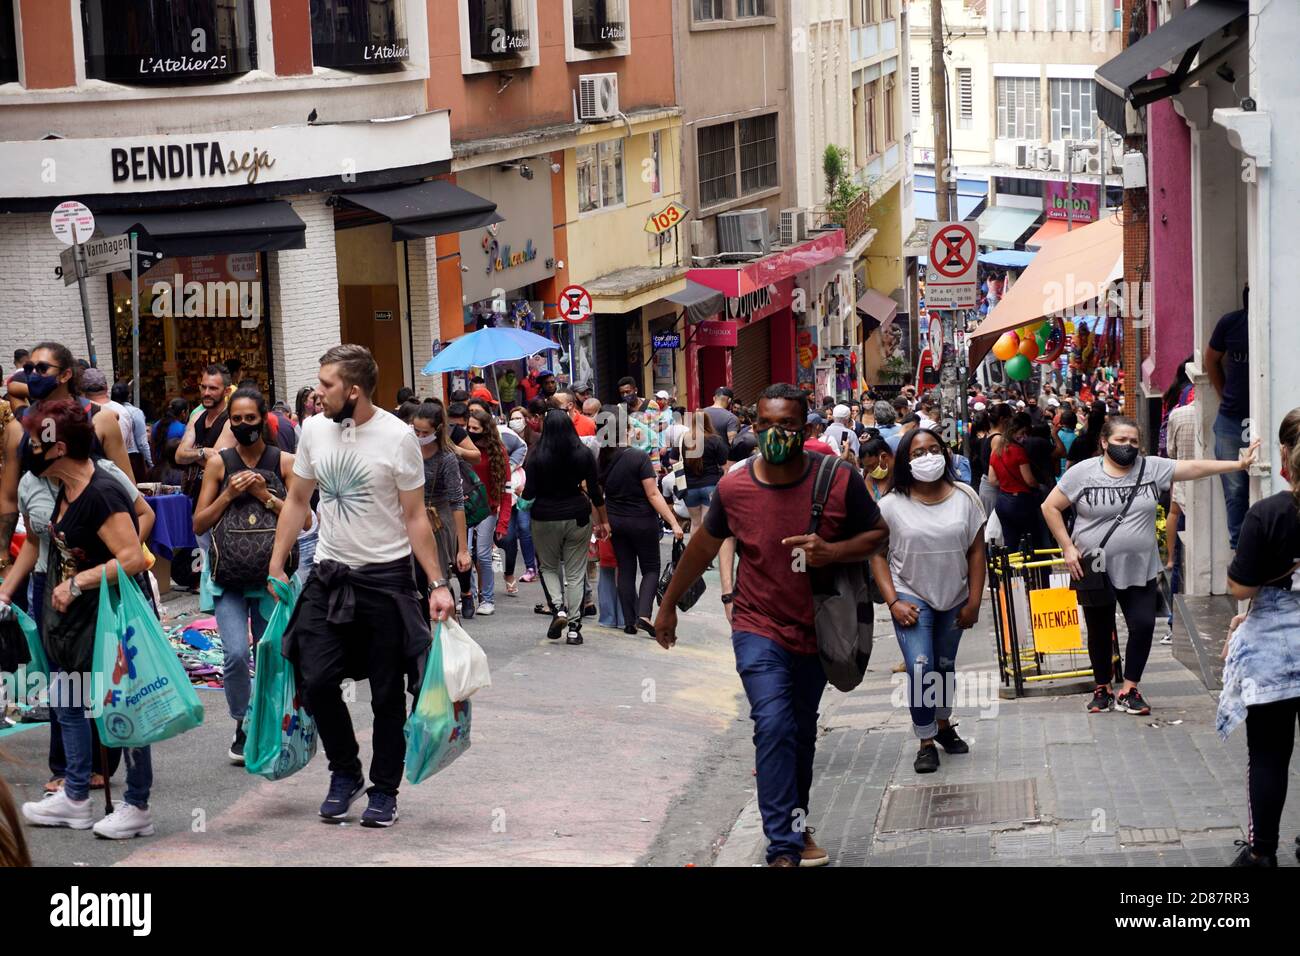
[93,568,204,749]
[244,576,318,780]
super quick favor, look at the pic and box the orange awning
[1025,218,1072,249]
[970,215,1122,367]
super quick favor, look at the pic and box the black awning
[335,180,503,240]
[1095,0,1246,134]
[94,201,306,256]
[665,279,725,323]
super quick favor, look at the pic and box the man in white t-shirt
[271,344,454,830]
[822,405,860,458]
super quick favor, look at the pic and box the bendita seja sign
[111,142,276,186]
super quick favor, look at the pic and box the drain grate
[880,779,1038,832]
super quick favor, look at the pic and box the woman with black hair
[410,401,471,615]
[989,412,1048,550]
[193,386,305,765]
[522,409,610,645]
[464,407,513,616]
[870,428,987,774]
[860,436,893,501]
[151,397,190,464]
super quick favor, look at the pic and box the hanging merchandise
[1035,317,1068,365]
[1018,336,1040,361]
[992,331,1020,361]
[1005,354,1033,381]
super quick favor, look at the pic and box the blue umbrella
[422,326,562,375]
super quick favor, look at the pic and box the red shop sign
[694,319,739,347]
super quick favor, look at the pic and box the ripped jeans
[892,592,964,739]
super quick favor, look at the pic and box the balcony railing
[817,191,872,248]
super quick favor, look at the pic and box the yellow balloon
[992,332,1020,362]
[1065,321,1077,334]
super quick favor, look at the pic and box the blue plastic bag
[93,569,204,748]
[244,577,318,780]
[403,624,471,784]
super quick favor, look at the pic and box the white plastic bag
[438,616,492,702]
[985,508,1004,546]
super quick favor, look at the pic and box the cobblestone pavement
[716,605,1300,867]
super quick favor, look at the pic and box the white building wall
[405,237,443,401]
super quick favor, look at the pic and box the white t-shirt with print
[294,407,424,567]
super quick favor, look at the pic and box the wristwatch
[720,592,734,605]
[429,578,450,592]
[68,577,83,599]
[264,495,278,511]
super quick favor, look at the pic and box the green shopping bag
[403,624,471,784]
[93,568,204,748]
[9,604,48,680]
[244,576,318,780]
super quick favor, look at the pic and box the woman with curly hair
[464,406,513,616]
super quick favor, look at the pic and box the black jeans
[1081,577,1160,686]
[995,490,1046,552]
[292,581,410,797]
[611,515,662,624]
[1244,697,1299,857]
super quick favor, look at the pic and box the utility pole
[931,0,955,222]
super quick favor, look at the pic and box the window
[577,139,625,213]
[1112,0,1123,30]
[466,0,530,62]
[737,0,770,17]
[1050,77,1096,141]
[698,123,737,206]
[996,77,1041,139]
[693,0,723,21]
[1054,0,1067,30]
[311,0,408,70]
[910,66,921,115]
[1018,0,1030,31]
[82,0,256,84]
[855,0,876,26]
[572,0,626,50]
[1074,0,1087,31]
[957,67,973,130]
[739,114,778,193]
[649,130,662,196]
[0,0,16,84]
[865,80,879,156]
[880,0,893,18]
[999,0,1012,32]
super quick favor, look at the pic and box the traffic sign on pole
[559,284,592,324]
[925,221,979,309]
[50,201,95,246]
[59,233,134,286]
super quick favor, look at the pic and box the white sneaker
[1160,624,1174,645]
[93,803,155,840]
[22,788,93,829]
[477,601,495,616]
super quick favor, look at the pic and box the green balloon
[1005,354,1033,381]
[1035,323,1051,346]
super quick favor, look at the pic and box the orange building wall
[18,0,76,89]
[271,0,315,75]
[428,0,676,143]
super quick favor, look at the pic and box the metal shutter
[731,318,771,406]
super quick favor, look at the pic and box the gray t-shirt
[704,406,738,441]
[879,483,986,612]
[1055,455,1176,590]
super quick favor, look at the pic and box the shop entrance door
[339,285,404,409]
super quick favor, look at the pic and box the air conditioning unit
[1085,153,1103,175]
[917,147,936,165]
[717,209,770,259]
[577,73,619,122]
[1015,144,1032,168]
[1036,146,1054,171]
[779,208,807,246]
[689,219,710,257]
[1071,149,1089,174]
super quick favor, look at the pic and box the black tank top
[193,407,229,449]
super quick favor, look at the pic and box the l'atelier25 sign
[111,142,276,186]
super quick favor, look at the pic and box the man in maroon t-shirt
[656,384,887,867]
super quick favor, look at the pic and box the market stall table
[144,493,197,594]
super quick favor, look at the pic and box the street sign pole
[130,231,141,409]
[73,244,98,369]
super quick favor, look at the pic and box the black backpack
[210,447,297,592]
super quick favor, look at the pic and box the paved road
[6,562,757,867]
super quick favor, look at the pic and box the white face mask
[910,452,947,483]
[508,419,527,434]
[414,430,439,447]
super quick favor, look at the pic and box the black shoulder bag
[1070,457,1145,607]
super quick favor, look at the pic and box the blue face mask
[26,373,60,401]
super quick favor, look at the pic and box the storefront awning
[1095,0,1247,134]
[913,190,984,222]
[583,265,688,315]
[1025,219,1075,249]
[666,279,726,322]
[856,289,898,324]
[94,201,307,256]
[335,180,503,241]
[969,216,1122,366]
[979,250,1036,269]
[975,206,1041,249]
[688,230,846,298]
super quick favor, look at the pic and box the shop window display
[82,0,257,85]
[311,0,408,71]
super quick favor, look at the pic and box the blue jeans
[1214,412,1250,549]
[295,523,318,587]
[892,592,963,739]
[597,566,625,628]
[213,589,268,721]
[502,506,536,577]
[732,630,827,864]
[471,513,497,603]
[682,484,717,509]
[53,692,152,808]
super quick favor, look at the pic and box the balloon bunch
[990,317,1067,381]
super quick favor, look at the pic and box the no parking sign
[925,222,979,309]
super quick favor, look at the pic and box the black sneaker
[547,610,568,640]
[461,595,475,620]
[228,720,247,765]
[360,792,399,829]
[1116,687,1151,715]
[583,603,597,618]
[319,773,366,821]
[914,744,940,773]
[566,623,584,646]
[1086,686,1114,713]
[934,724,969,754]
[1230,841,1277,867]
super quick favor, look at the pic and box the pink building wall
[1148,95,1194,391]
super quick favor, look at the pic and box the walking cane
[100,743,114,815]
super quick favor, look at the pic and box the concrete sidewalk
[715,605,1300,867]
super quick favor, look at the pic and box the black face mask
[26,442,57,476]
[231,422,262,447]
[1106,443,1139,467]
[330,390,358,425]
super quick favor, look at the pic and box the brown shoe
[768,855,799,867]
[800,830,830,867]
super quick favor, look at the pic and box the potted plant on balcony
[823,145,865,225]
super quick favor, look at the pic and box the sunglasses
[24,361,61,376]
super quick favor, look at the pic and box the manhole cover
[879,779,1037,832]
